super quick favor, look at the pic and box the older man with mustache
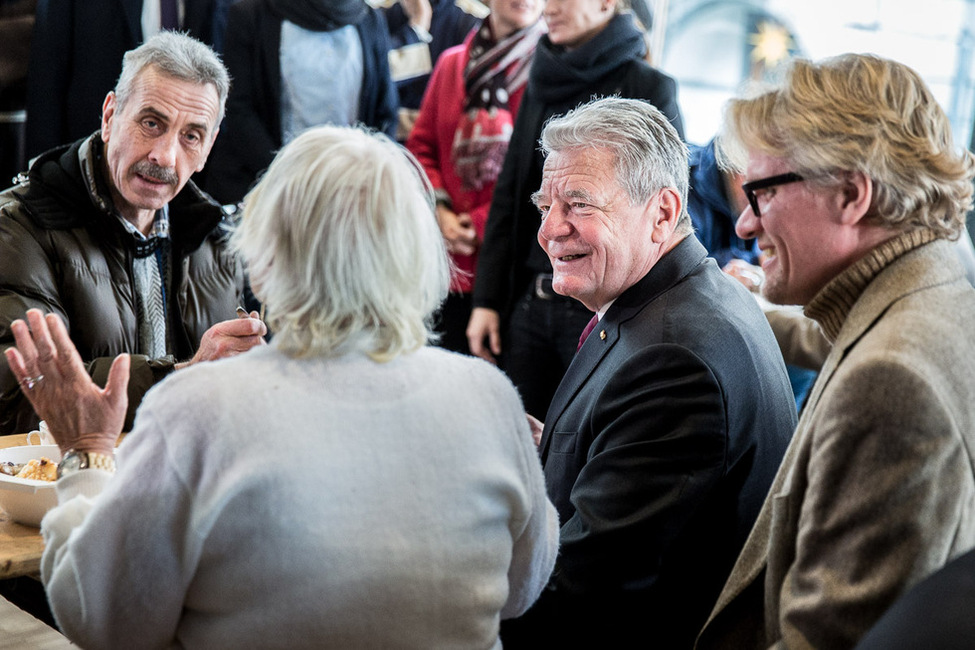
[0,31,265,435]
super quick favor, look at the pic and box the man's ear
[838,170,873,225]
[100,92,117,143]
[650,187,681,244]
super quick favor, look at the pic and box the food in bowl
[0,445,62,526]
[13,457,59,481]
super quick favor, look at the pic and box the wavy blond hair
[232,126,449,361]
[719,53,975,238]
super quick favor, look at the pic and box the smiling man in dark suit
[500,96,797,649]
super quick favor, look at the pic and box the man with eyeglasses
[697,53,975,650]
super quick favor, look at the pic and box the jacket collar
[538,235,709,459]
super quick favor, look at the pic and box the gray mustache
[132,161,178,185]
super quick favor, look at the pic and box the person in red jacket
[406,0,545,353]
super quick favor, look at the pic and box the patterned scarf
[121,209,171,359]
[451,18,546,191]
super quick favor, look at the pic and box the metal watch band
[57,450,117,479]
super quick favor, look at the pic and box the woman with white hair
[5,125,559,649]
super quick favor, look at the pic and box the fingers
[8,311,52,386]
[104,353,131,406]
[9,318,38,372]
[46,312,87,377]
[526,413,544,447]
[25,309,55,365]
[488,325,502,356]
[3,346,27,380]
[216,317,267,338]
[466,308,502,364]
[448,240,477,256]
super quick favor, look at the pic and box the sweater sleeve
[40,411,202,649]
[495,374,559,618]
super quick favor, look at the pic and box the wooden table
[0,434,45,580]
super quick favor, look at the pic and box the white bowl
[0,445,61,527]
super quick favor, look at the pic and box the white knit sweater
[41,344,559,649]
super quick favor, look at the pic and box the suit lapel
[539,317,619,460]
[538,236,710,462]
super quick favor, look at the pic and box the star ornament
[749,21,795,68]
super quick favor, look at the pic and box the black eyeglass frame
[741,172,804,217]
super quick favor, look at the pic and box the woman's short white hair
[232,125,450,361]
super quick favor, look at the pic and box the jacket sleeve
[776,357,975,649]
[471,100,535,312]
[382,3,420,49]
[656,77,685,141]
[405,53,449,190]
[42,412,199,648]
[89,356,174,432]
[0,201,174,434]
[497,373,559,619]
[369,9,401,140]
[761,302,831,371]
[0,199,68,433]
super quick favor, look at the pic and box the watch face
[57,452,84,478]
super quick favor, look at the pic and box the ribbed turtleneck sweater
[804,229,940,342]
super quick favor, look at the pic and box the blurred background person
[382,0,485,141]
[466,0,685,418]
[687,135,758,268]
[406,0,545,354]
[5,125,559,648]
[25,0,227,160]
[205,0,398,205]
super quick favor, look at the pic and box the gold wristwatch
[57,450,116,479]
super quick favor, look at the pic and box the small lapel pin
[599,330,607,341]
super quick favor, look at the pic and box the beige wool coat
[697,233,975,650]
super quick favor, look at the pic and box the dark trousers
[502,275,594,419]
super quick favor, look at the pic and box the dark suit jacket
[25,0,218,159]
[855,546,975,650]
[502,236,796,649]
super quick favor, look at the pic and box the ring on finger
[21,375,44,390]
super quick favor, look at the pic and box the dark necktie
[161,0,180,30]
[577,315,599,351]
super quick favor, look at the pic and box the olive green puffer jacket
[0,133,245,434]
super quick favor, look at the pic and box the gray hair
[539,96,692,235]
[232,125,450,362]
[114,31,230,134]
